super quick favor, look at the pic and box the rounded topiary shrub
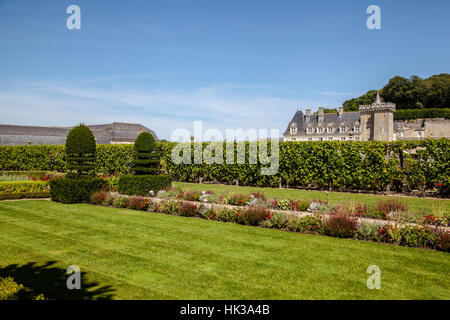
[131,132,159,175]
[65,124,96,175]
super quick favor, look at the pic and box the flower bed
[90,190,450,253]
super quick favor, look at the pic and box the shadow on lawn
[0,261,115,300]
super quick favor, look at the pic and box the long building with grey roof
[0,122,158,146]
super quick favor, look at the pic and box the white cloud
[0,81,326,140]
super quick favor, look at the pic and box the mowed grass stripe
[0,202,303,298]
[0,201,449,299]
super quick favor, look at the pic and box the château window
[317,127,324,134]
[290,127,297,134]
[339,126,347,133]
[307,128,314,134]
[308,137,313,141]
[327,127,333,133]
[354,126,360,133]
[328,137,333,141]
[341,137,346,141]
[355,137,360,141]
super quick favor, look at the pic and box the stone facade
[284,92,450,142]
[284,92,394,142]
[0,122,158,146]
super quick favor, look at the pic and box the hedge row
[1,139,449,193]
[394,108,450,120]
[159,139,450,193]
[0,144,134,174]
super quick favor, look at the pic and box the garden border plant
[1,139,449,195]
[89,190,450,253]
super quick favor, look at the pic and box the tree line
[343,73,450,111]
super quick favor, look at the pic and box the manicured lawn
[0,200,449,300]
[174,182,450,213]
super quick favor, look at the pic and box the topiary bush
[131,132,159,175]
[118,174,172,196]
[65,124,97,175]
[50,176,108,204]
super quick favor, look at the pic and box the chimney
[318,107,324,123]
[338,107,344,117]
[305,109,311,122]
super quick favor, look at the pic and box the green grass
[173,182,450,213]
[0,200,449,300]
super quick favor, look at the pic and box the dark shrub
[325,206,357,238]
[436,231,450,252]
[236,207,270,226]
[65,124,96,175]
[131,132,159,175]
[118,174,172,196]
[50,176,108,204]
[178,201,198,217]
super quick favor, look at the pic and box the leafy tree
[131,132,160,175]
[343,90,377,111]
[65,124,96,175]
[343,73,450,111]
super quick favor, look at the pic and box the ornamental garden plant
[118,132,172,196]
[49,124,107,203]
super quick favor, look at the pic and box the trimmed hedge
[1,139,449,193]
[394,108,450,120]
[49,176,108,204]
[0,144,134,175]
[0,181,49,193]
[160,139,450,193]
[118,174,172,196]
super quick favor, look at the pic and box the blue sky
[0,0,449,140]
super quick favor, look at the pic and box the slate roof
[284,111,361,137]
[0,122,158,146]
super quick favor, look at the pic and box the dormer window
[290,127,297,134]
[339,126,347,133]
[317,127,324,134]
[307,128,314,134]
[354,126,360,133]
[327,127,334,133]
